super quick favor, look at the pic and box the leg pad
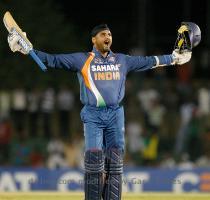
[85,149,104,200]
[103,149,123,200]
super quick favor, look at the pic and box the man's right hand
[7,31,31,55]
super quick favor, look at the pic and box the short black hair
[91,24,110,37]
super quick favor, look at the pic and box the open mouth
[104,41,109,45]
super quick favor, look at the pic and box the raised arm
[126,51,191,73]
[6,28,82,72]
[34,50,81,71]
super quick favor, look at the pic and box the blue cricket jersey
[35,47,173,107]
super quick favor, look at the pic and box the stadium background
[0,0,210,193]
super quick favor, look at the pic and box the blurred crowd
[125,79,210,169]
[0,76,210,169]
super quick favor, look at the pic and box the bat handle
[29,50,47,72]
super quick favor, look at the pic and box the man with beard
[7,24,191,200]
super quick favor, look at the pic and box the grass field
[0,192,210,200]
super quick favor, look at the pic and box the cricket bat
[3,11,47,72]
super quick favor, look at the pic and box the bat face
[3,12,20,32]
[3,11,32,47]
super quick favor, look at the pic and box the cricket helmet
[174,22,201,52]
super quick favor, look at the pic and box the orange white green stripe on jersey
[81,52,106,107]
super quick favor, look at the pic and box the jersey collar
[92,47,114,59]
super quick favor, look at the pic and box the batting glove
[172,50,192,65]
[8,31,32,55]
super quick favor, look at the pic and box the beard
[94,41,112,54]
[101,42,111,53]
[103,45,110,52]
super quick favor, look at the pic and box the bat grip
[29,50,47,72]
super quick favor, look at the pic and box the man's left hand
[172,50,192,65]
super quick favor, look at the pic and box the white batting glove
[7,31,30,55]
[172,50,192,65]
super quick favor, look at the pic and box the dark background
[54,0,208,53]
[0,0,209,88]
[0,0,208,117]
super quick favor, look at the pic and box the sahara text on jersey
[91,64,121,80]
